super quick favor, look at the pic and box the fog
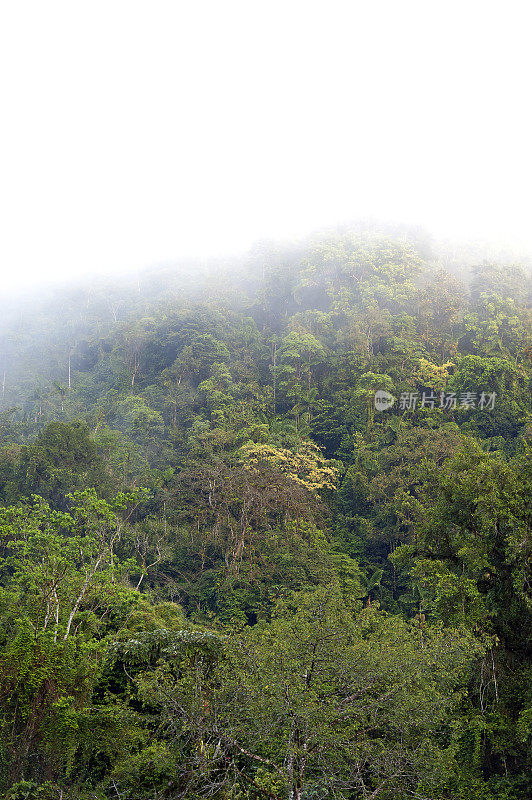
[1,0,531,290]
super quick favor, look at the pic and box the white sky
[1,1,531,288]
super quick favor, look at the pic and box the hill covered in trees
[0,225,530,800]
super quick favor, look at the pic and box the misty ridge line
[0,220,529,427]
[3,220,532,308]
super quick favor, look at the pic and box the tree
[354,372,394,429]
[275,331,326,427]
[0,488,145,786]
[133,587,481,800]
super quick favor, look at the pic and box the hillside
[0,226,531,800]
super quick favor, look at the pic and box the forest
[0,225,530,800]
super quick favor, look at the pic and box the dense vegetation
[0,225,530,799]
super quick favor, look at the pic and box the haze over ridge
[1,0,531,289]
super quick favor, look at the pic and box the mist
[2,1,532,291]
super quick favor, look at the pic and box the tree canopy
[0,226,530,799]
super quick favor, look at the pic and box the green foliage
[0,227,530,796]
